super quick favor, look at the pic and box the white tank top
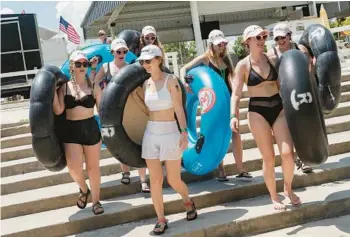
[144,74,173,111]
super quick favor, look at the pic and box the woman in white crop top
[93,38,150,193]
[138,45,198,235]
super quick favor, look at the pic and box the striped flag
[59,16,80,44]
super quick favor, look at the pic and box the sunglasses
[275,36,286,41]
[217,42,228,47]
[74,61,89,68]
[144,36,156,41]
[139,59,152,65]
[255,35,268,41]
[114,50,128,55]
[98,34,105,36]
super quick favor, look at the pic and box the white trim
[1,49,40,55]
[0,20,18,25]
[1,69,39,78]
[0,17,19,21]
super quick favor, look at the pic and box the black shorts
[61,117,101,146]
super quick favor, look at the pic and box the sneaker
[236,171,253,181]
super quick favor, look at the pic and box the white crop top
[144,74,173,111]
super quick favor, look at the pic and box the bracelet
[230,114,236,119]
[180,128,188,133]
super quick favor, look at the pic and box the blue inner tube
[182,65,232,175]
[61,44,114,149]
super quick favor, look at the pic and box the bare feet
[272,199,286,211]
[284,190,301,206]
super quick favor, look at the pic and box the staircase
[1,74,350,237]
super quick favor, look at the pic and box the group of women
[52,23,317,234]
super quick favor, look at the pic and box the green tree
[232,36,248,59]
[163,41,196,65]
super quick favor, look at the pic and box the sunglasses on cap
[139,59,152,65]
[275,36,286,41]
[144,36,156,41]
[74,61,89,68]
[98,33,105,36]
[112,50,129,55]
[254,35,268,41]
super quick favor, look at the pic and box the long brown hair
[69,60,92,100]
[205,43,234,76]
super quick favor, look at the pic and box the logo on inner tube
[198,88,216,114]
[291,90,313,111]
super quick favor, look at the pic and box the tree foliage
[163,41,197,65]
[232,36,248,59]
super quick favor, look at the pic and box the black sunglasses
[74,61,89,68]
[255,35,268,41]
[112,50,128,55]
[98,34,105,36]
[144,36,156,41]
[275,36,286,41]
[139,59,152,65]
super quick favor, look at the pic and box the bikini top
[208,61,232,94]
[64,84,95,109]
[144,74,173,111]
[247,55,279,87]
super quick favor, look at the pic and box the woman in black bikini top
[230,25,301,211]
[53,50,104,215]
[180,29,252,182]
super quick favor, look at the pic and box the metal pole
[313,1,317,17]
[190,1,204,56]
[338,1,342,12]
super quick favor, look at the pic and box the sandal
[301,164,313,174]
[92,201,104,215]
[218,170,228,182]
[153,218,168,235]
[184,198,198,221]
[121,172,131,185]
[77,188,90,209]
[141,181,150,193]
[236,171,253,181]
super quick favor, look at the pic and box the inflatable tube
[298,24,341,115]
[61,44,113,77]
[117,29,142,57]
[29,65,69,171]
[279,50,328,165]
[99,63,185,168]
[181,65,232,175]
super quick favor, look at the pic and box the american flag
[59,16,80,45]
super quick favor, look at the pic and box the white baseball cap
[142,25,156,36]
[273,23,291,39]
[243,25,269,42]
[208,30,228,45]
[98,30,106,35]
[70,51,88,61]
[111,38,129,51]
[138,45,162,60]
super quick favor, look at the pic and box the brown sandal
[184,199,198,221]
[92,201,104,215]
[77,188,90,209]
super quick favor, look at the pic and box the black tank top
[64,84,95,109]
[273,43,299,59]
[247,55,278,87]
[208,61,232,94]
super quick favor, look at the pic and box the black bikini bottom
[248,93,283,127]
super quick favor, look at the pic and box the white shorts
[142,121,182,161]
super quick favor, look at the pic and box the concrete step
[2,100,350,163]
[69,179,350,237]
[2,148,350,220]
[2,159,350,237]
[251,214,350,237]
[2,117,349,179]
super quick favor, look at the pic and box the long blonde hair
[69,60,92,100]
[205,43,234,76]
